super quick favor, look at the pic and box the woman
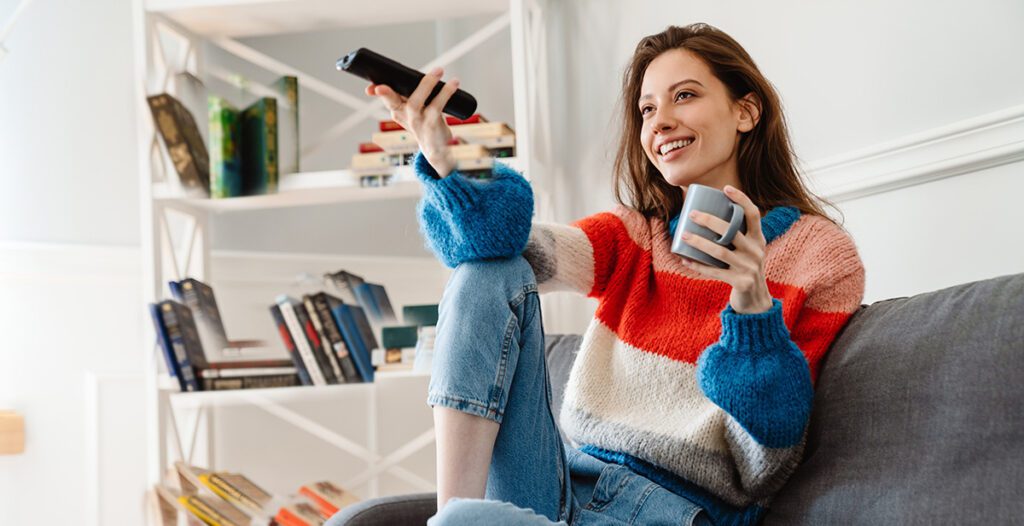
[361,23,864,526]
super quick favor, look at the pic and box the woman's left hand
[679,185,774,314]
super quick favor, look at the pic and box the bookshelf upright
[131,0,554,518]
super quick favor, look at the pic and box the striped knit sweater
[413,153,866,526]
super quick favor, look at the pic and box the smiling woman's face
[638,48,755,190]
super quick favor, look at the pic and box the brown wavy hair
[613,23,840,225]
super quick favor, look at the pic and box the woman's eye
[676,91,693,101]
[640,106,653,115]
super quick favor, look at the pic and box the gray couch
[329,273,1024,525]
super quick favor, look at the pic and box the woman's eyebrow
[639,79,704,102]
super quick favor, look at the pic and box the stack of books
[150,278,297,392]
[146,72,300,199]
[349,113,515,186]
[152,463,359,526]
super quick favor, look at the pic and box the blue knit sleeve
[696,298,813,449]
[413,151,534,268]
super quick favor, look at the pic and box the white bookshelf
[133,0,552,519]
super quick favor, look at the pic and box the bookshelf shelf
[168,371,428,409]
[154,157,523,213]
[146,0,511,37]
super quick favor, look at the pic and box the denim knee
[447,256,537,305]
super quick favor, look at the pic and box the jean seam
[427,392,503,423]
[627,483,659,525]
[488,314,518,417]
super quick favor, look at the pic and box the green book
[208,96,241,198]
[403,304,439,327]
[239,97,278,196]
[273,75,299,176]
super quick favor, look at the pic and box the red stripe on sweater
[581,213,854,381]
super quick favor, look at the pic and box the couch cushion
[544,333,582,434]
[764,273,1024,524]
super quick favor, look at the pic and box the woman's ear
[736,92,761,133]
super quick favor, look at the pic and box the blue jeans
[426,257,712,526]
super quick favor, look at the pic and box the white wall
[2,0,1023,524]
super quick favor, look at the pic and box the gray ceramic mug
[671,184,747,269]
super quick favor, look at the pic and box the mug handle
[715,203,745,245]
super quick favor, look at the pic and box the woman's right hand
[364,67,461,178]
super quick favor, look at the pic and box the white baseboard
[805,104,1024,202]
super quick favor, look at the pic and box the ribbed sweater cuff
[413,150,480,210]
[719,298,791,352]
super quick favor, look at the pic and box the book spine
[150,304,180,380]
[352,283,380,321]
[331,305,374,382]
[199,367,296,379]
[208,96,242,198]
[293,301,339,385]
[369,284,397,324]
[275,75,299,176]
[277,300,327,386]
[147,94,210,193]
[269,305,313,386]
[160,302,201,392]
[200,374,300,391]
[265,97,278,193]
[312,294,360,382]
[304,295,344,382]
[173,302,210,370]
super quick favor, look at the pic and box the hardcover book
[177,494,250,526]
[298,481,359,519]
[199,471,275,516]
[151,302,200,392]
[329,304,376,382]
[208,96,242,198]
[269,304,314,386]
[303,295,344,382]
[147,93,211,194]
[275,296,329,386]
[169,278,229,360]
[240,97,278,196]
[293,299,340,385]
[309,292,361,383]
[274,75,300,176]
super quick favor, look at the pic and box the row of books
[146,71,300,199]
[351,113,515,186]
[153,462,358,526]
[150,273,439,392]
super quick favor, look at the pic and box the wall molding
[805,104,1024,202]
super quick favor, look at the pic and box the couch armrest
[325,493,437,526]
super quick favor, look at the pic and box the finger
[407,67,444,111]
[680,255,726,281]
[723,185,765,242]
[690,210,759,253]
[371,84,404,111]
[681,231,741,270]
[425,77,460,115]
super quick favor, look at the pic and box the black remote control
[337,48,478,120]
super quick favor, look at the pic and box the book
[275,297,330,386]
[208,96,242,198]
[303,294,344,382]
[449,121,514,140]
[358,142,384,153]
[198,366,296,378]
[151,302,200,392]
[349,151,399,171]
[199,374,300,391]
[169,278,229,361]
[308,293,361,383]
[274,75,300,176]
[202,358,294,370]
[378,114,486,132]
[353,282,397,325]
[269,304,314,386]
[293,299,340,385]
[377,326,418,371]
[239,97,278,196]
[177,494,251,526]
[275,500,325,526]
[402,304,439,327]
[199,471,275,517]
[297,481,359,519]
[147,93,211,194]
[330,304,377,382]
[324,270,364,305]
[369,129,418,154]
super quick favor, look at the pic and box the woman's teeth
[659,138,693,156]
